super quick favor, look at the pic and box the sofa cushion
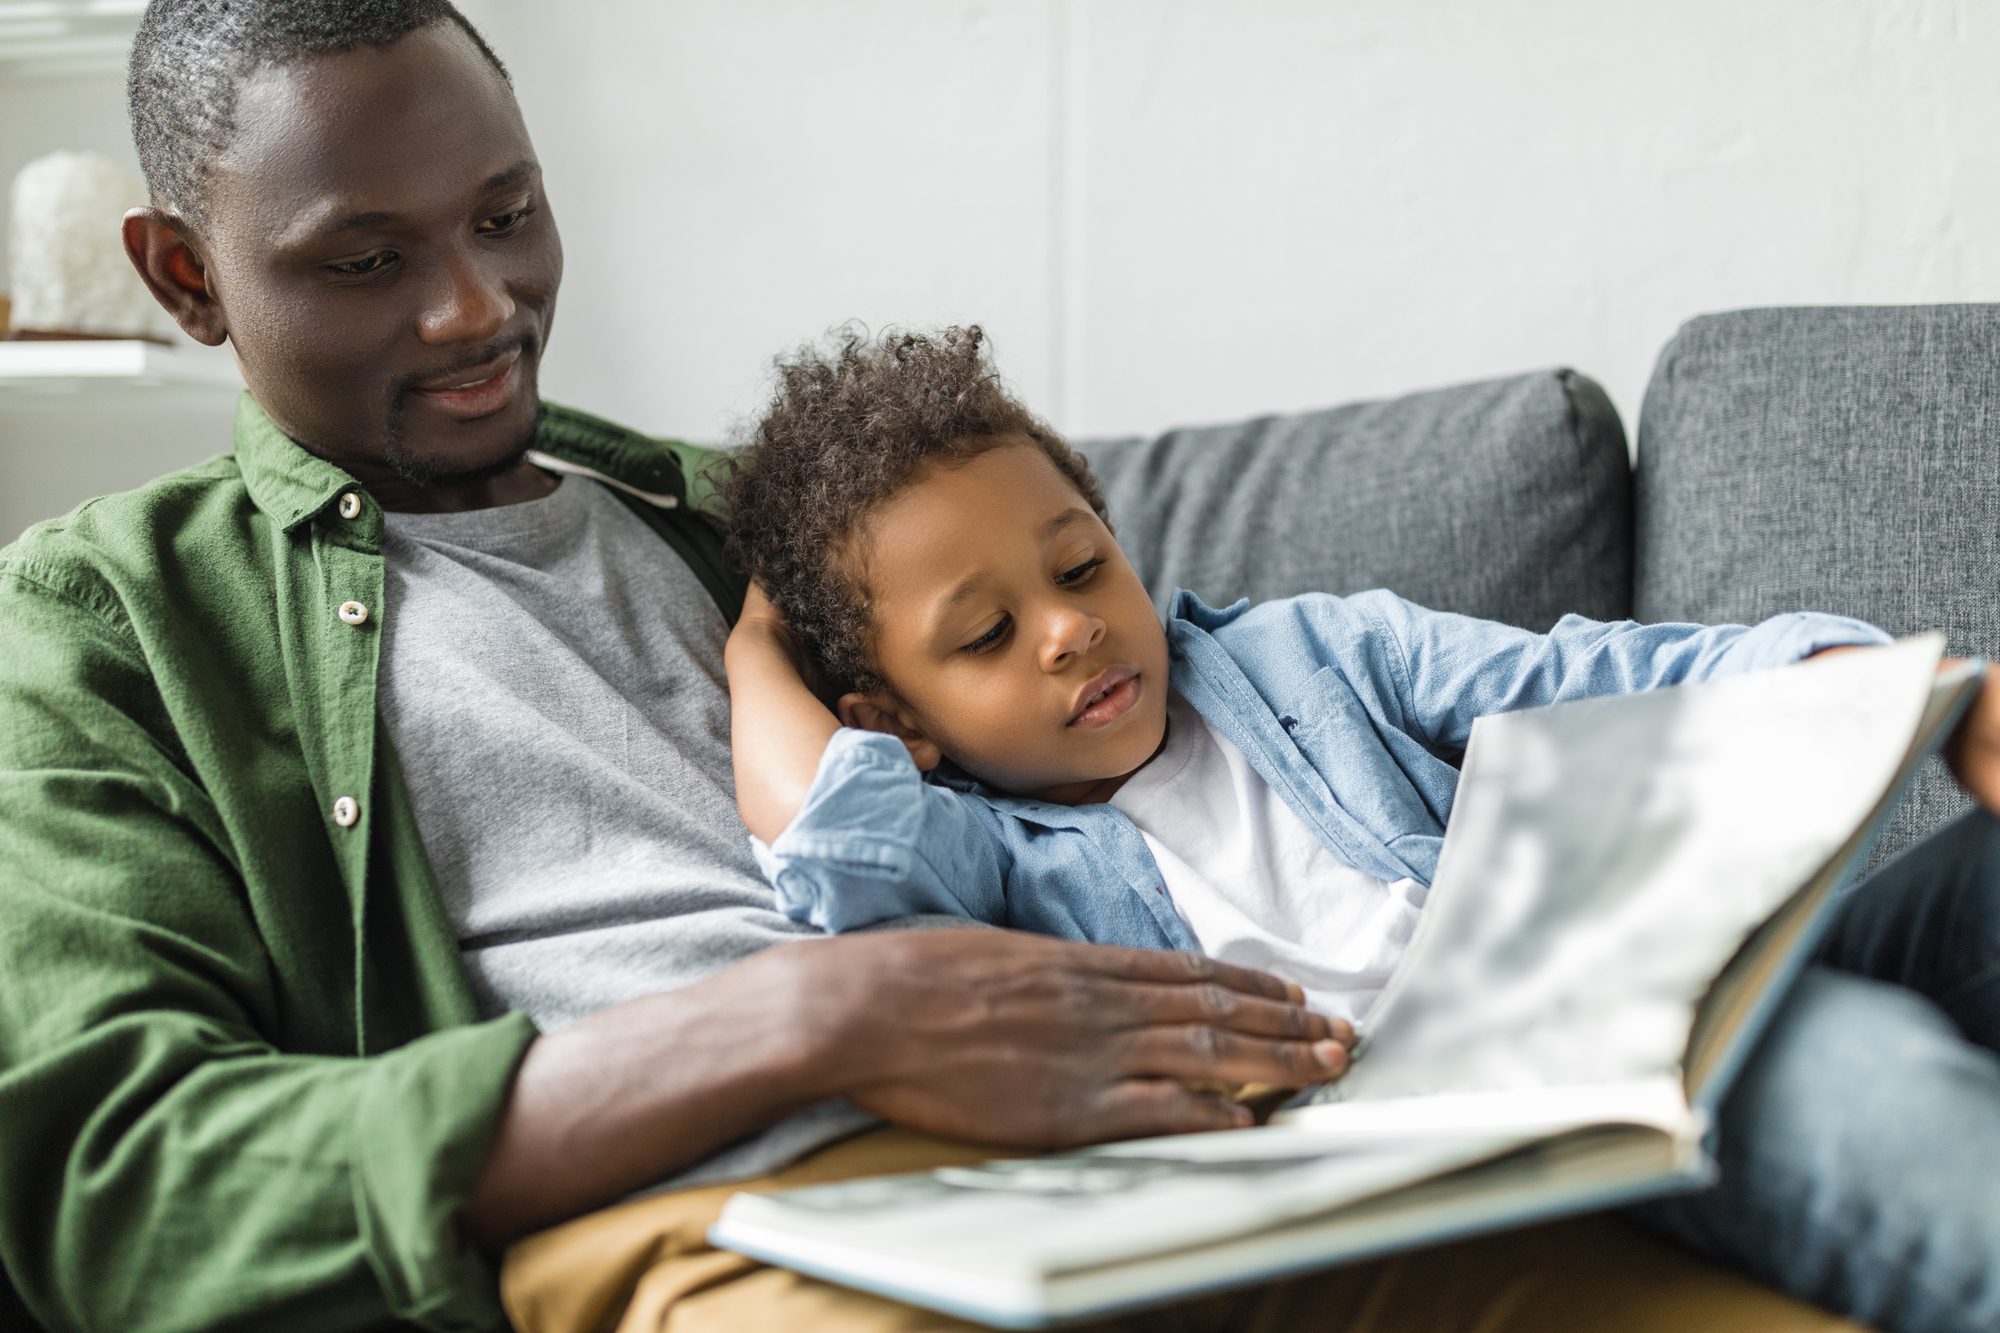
[1634,304,2000,855]
[1081,370,1633,632]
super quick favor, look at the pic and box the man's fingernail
[1287,984,1307,1005]
[1315,1040,1349,1068]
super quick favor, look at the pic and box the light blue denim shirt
[753,589,1891,950]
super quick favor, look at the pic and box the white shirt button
[331,795,360,828]
[337,492,363,520]
[338,600,369,626]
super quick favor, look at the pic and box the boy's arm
[725,584,843,843]
[724,585,1012,930]
[1329,590,1891,753]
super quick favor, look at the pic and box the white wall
[486,0,2000,443]
[3,0,1996,538]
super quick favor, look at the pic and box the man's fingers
[1052,941,1305,1004]
[1116,1025,1351,1086]
[1083,1080,1254,1142]
[1098,978,1352,1045]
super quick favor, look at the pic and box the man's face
[854,441,1172,803]
[196,22,561,487]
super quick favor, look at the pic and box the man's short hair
[127,0,508,227]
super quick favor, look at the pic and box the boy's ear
[837,692,944,772]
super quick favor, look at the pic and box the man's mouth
[409,347,524,419]
[1068,667,1141,728]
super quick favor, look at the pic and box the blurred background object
[2,0,1996,541]
[7,149,161,339]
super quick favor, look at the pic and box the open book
[711,638,1984,1328]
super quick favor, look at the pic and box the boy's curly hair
[724,324,1108,696]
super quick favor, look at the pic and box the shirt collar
[232,393,361,534]
[232,393,693,534]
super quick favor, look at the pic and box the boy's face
[848,440,1171,803]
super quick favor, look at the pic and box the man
[0,4,1347,1329]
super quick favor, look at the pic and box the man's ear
[122,208,227,346]
[837,692,944,772]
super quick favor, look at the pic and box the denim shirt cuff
[1723,611,1893,675]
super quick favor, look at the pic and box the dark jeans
[1631,808,2000,1333]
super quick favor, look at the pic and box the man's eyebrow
[480,160,540,192]
[325,210,396,234]
[309,162,541,236]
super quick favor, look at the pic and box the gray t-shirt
[378,475,873,1184]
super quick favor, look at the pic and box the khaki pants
[502,1128,1858,1333]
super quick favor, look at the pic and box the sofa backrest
[1082,368,1633,632]
[1635,303,2000,855]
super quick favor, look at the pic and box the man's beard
[380,340,539,489]
[379,424,538,490]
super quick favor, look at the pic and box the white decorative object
[8,150,162,339]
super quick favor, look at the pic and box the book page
[720,1126,1528,1281]
[1292,636,1945,1116]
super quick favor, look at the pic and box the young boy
[723,325,2000,1332]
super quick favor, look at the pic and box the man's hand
[1946,666,2000,814]
[788,928,1354,1146]
[464,928,1350,1250]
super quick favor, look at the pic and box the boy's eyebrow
[928,508,1101,631]
[1042,508,1093,538]
[935,573,991,619]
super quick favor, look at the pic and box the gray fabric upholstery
[1635,304,2000,857]
[1083,370,1633,631]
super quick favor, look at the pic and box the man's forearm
[460,951,831,1250]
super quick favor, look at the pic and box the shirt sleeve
[1339,589,1892,753]
[752,728,1010,932]
[0,570,534,1332]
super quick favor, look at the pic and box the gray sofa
[1089,303,1999,865]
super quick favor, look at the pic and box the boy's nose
[1040,607,1106,671]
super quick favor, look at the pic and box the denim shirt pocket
[1286,665,1451,860]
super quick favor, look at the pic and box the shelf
[0,0,145,79]
[0,339,241,394]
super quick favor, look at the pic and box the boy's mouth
[1068,667,1141,729]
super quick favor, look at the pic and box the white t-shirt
[1110,690,1429,1025]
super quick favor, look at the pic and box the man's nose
[1039,605,1106,671]
[417,250,514,346]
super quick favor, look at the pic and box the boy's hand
[729,583,833,698]
[1946,668,2000,814]
[730,582,794,653]
[725,582,845,842]
[1817,646,1999,815]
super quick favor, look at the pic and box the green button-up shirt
[0,396,744,1331]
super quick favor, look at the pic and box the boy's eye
[327,250,397,277]
[961,615,1012,656]
[1055,557,1105,586]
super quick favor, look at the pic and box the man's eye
[962,615,1012,655]
[476,207,533,235]
[1055,557,1105,586]
[327,251,397,277]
